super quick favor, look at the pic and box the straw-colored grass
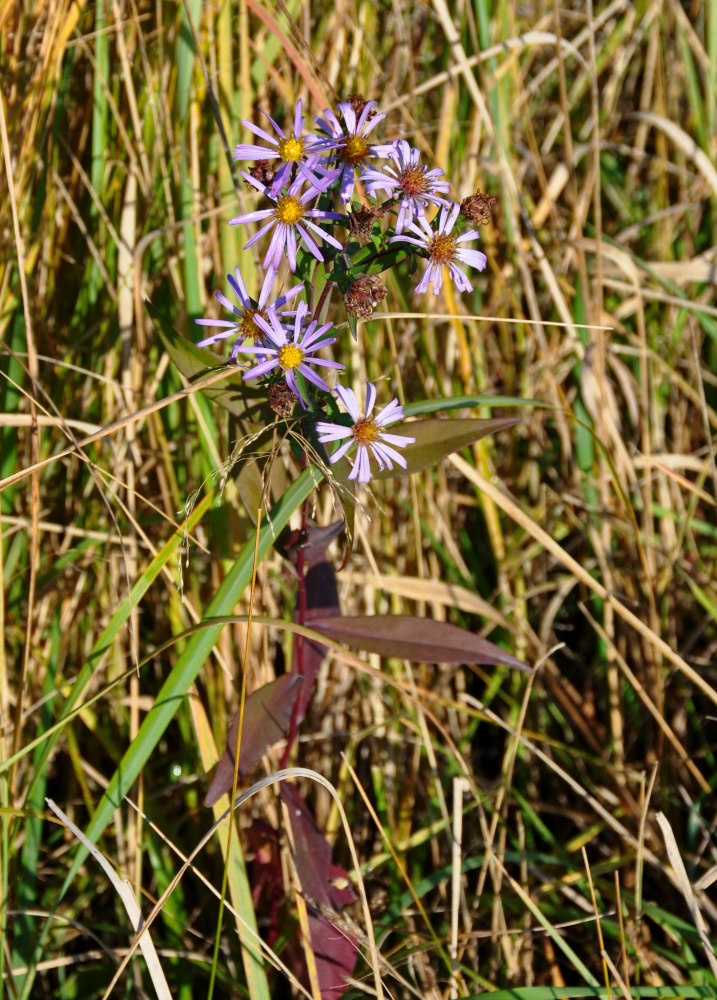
[2,0,717,997]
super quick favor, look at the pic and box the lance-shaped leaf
[374,416,519,479]
[281,784,358,998]
[205,674,304,807]
[146,299,272,424]
[309,614,530,670]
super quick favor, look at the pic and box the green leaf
[350,245,411,277]
[375,415,519,479]
[146,299,272,425]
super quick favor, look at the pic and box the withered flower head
[248,161,277,187]
[268,379,297,418]
[460,189,498,226]
[344,93,377,121]
[348,204,384,247]
[344,274,388,319]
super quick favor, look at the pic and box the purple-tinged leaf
[307,912,359,1000]
[281,784,358,999]
[205,674,303,806]
[281,784,354,911]
[293,606,342,725]
[245,821,284,941]
[279,521,345,569]
[309,614,531,670]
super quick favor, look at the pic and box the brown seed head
[249,161,277,187]
[348,205,384,247]
[344,274,388,319]
[460,189,498,226]
[268,380,296,418]
[344,94,377,121]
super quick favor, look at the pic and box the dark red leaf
[281,784,358,999]
[281,784,354,910]
[280,521,345,569]
[205,674,304,806]
[245,821,284,943]
[309,614,531,670]
[308,912,359,1000]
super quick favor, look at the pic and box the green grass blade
[476,989,717,999]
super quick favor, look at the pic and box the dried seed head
[344,274,388,319]
[344,94,377,121]
[249,161,277,187]
[460,189,498,226]
[268,380,296,417]
[348,204,384,247]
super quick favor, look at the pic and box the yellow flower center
[352,416,379,445]
[278,343,304,370]
[274,195,305,226]
[399,165,428,196]
[339,134,370,165]
[277,136,304,162]
[428,233,457,264]
[239,308,265,339]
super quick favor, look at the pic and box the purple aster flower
[234,301,345,408]
[229,173,344,272]
[195,267,304,363]
[313,100,387,204]
[361,139,451,233]
[315,383,415,483]
[390,202,487,295]
[232,99,322,197]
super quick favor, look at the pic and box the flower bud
[248,161,277,187]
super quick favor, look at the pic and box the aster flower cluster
[196,95,496,483]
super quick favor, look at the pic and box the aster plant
[147,92,523,1000]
